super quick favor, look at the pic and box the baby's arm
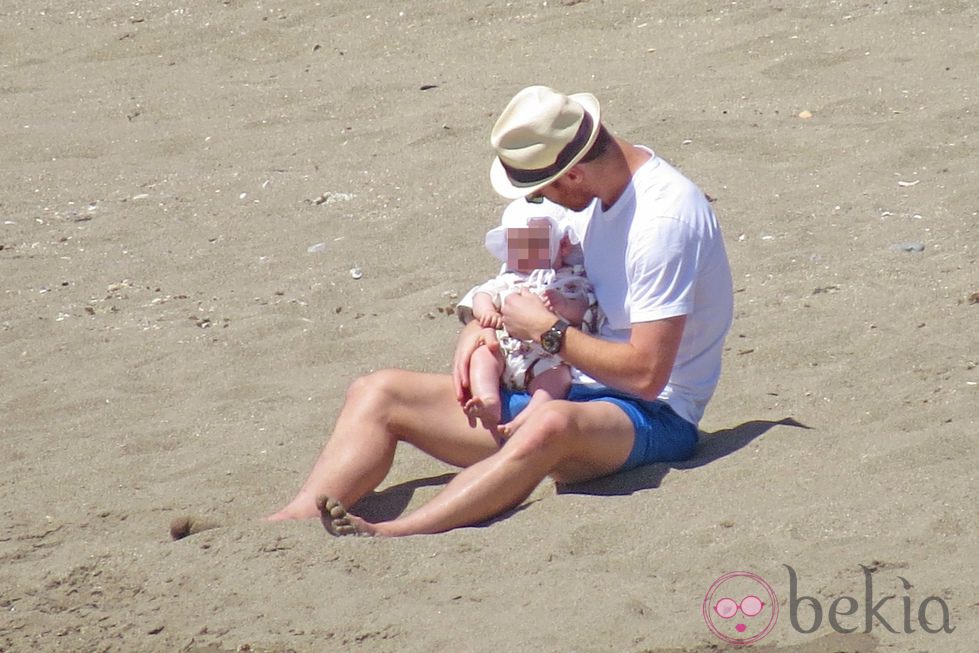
[472,291,504,329]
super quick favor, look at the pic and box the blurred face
[506,224,552,273]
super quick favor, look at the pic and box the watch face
[542,332,559,354]
[541,322,563,354]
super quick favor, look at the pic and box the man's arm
[561,316,685,400]
[502,288,684,401]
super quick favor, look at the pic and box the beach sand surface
[1,1,976,651]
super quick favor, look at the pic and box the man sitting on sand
[269,85,734,537]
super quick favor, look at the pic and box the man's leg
[268,369,500,521]
[498,364,571,437]
[322,398,636,537]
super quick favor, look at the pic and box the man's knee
[345,368,407,409]
[507,402,576,459]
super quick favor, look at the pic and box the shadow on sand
[557,417,812,496]
[351,472,458,523]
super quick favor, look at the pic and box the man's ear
[562,166,584,185]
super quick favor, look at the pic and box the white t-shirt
[564,147,733,425]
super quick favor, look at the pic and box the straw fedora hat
[489,86,601,199]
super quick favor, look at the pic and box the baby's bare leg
[499,365,572,438]
[463,344,505,430]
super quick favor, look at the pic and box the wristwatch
[540,318,570,355]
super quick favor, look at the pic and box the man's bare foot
[463,395,501,431]
[265,509,297,522]
[169,515,220,540]
[265,492,320,521]
[316,495,377,537]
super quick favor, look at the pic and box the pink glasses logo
[703,571,779,645]
[714,595,766,619]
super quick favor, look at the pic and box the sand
[1,1,976,651]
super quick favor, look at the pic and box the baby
[464,200,600,436]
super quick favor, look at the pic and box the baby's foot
[464,395,502,431]
[498,408,530,438]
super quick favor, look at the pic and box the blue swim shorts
[500,384,698,471]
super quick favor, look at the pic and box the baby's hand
[543,290,589,325]
[478,311,504,329]
[542,290,568,316]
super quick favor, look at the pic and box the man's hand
[452,321,500,406]
[501,288,559,342]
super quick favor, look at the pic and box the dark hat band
[500,113,594,186]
